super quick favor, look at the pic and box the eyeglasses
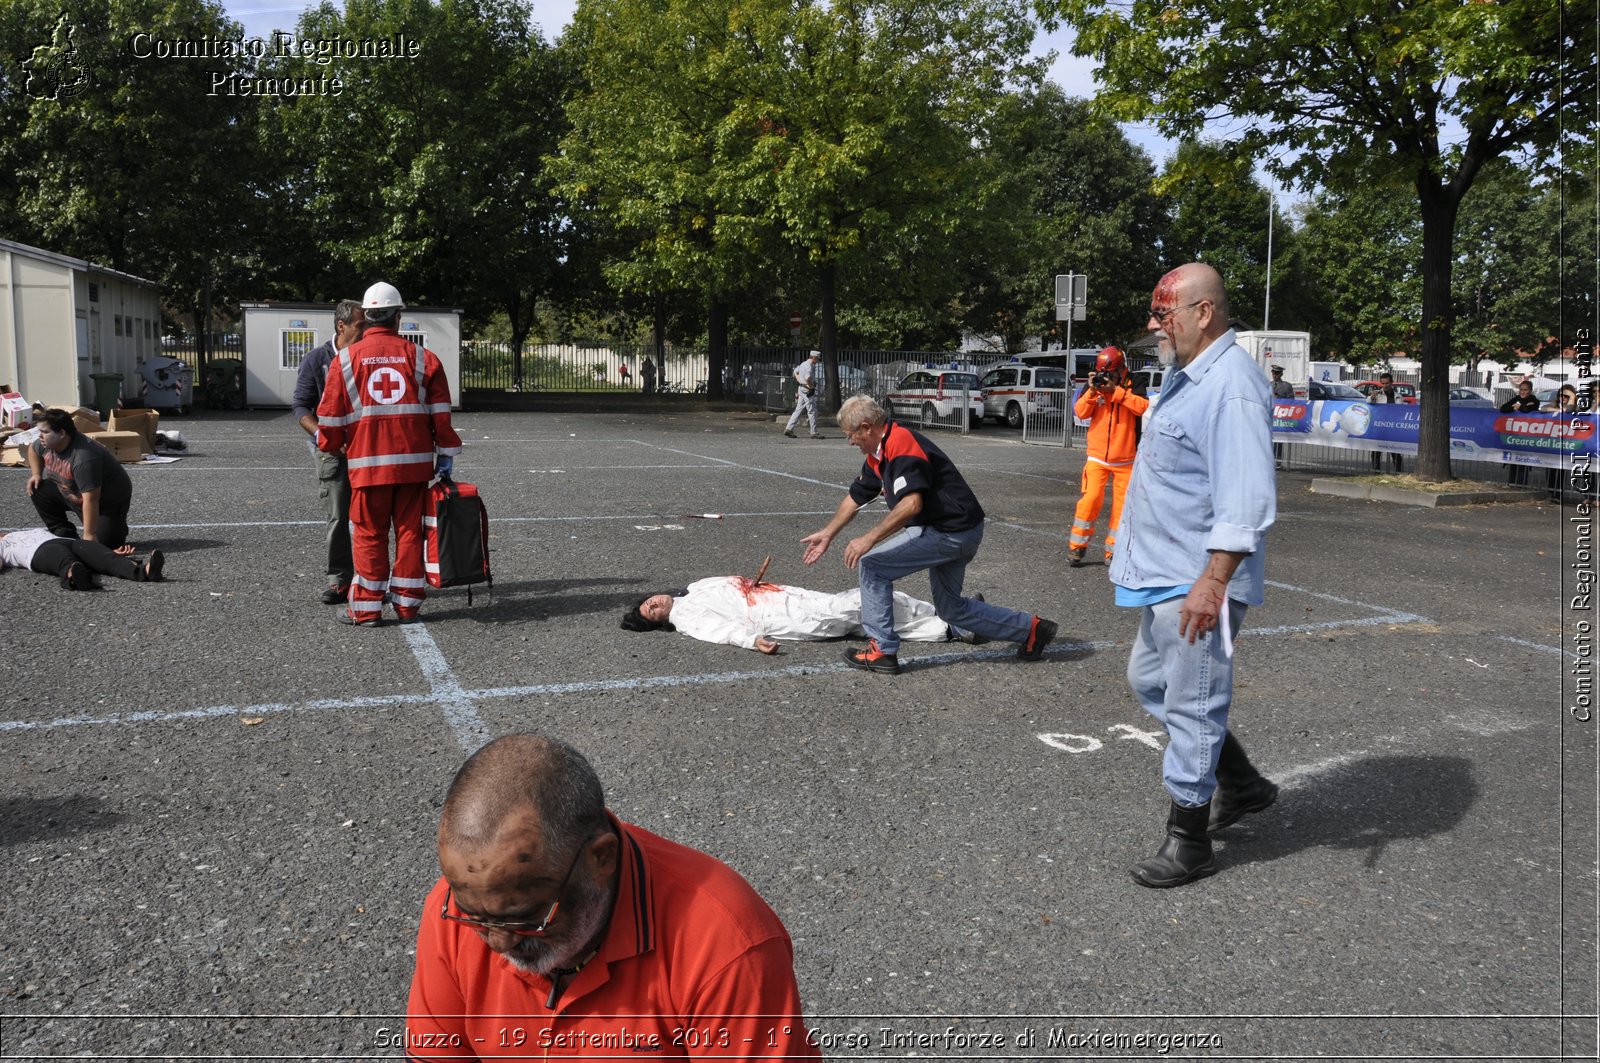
[1148,300,1206,326]
[440,841,587,936]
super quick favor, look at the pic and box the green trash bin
[90,372,124,419]
[204,358,245,410]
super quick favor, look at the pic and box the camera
[1091,372,1113,389]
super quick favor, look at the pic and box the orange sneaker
[844,639,901,675]
[1017,617,1057,661]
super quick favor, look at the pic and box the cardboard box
[0,443,25,467]
[1,393,28,429]
[87,430,144,463]
[49,405,103,435]
[108,408,159,454]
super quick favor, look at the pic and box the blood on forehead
[1150,270,1183,309]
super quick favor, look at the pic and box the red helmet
[1094,346,1127,378]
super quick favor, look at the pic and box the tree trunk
[653,293,666,369]
[1413,179,1461,483]
[507,292,528,393]
[708,297,728,400]
[820,261,839,410]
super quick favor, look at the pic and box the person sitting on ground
[0,528,163,589]
[25,408,135,550]
[621,575,984,653]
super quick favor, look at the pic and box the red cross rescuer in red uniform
[404,734,823,1061]
[316,281,462,625]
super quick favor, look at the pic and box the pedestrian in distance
[25,407,135,551]
[291,298,363,605]
[800,394,1057,675]
[783,349,823,438]
[316,282,462,626]
[1068,346,1148,567]
[1366,371,1403,473]
[405,734,822,1057]
[1500,379,1540,485]
[1269,365,1293,469]
[640,356,657,395]
[1114,262,1280,888]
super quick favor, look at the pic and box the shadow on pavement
[0,795,128,847]
[1218,753,1477,870]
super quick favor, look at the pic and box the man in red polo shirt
[405,734,820,1060]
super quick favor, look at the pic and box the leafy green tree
[1051,0,1596,480]
[1450,160,1564,366]
[733,0,1042,400]
[0,0,266,365]
[263,0,569,376]
[962,85,1164,352]
[553,0,780,399]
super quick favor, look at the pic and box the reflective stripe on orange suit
[1070,385,1148,558]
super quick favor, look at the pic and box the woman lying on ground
[620,575,982,653]
[0,528,164,590]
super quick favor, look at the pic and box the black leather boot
[1130,800,1216,888]
[1209,732,1279,832]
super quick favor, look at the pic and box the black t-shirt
[847,422,985,533]
[34,432,132,509]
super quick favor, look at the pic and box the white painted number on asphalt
[1038,725,1166,754]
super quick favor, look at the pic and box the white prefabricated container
[1234,330,1311,383]
[240,302,462,409]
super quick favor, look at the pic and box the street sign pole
[1054,273,1088,356]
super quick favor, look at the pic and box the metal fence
[158,334,244,371]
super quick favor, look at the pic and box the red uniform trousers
[1070,459,1133,561]
[347,482,427,622]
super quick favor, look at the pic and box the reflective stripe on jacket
[315,327,463,488]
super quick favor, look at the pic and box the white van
[979,363,1068,427]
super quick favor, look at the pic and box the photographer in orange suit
[1069,346,1148,566]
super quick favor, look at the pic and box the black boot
[1130,800,1216,888]
[1210,732,1279,832]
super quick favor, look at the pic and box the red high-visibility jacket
[1074,384,1149,466]
[316,326,462,488]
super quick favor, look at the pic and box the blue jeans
[1126,595,1247,807]
[857,524,1034,655]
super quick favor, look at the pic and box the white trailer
[240,302,462,409]
[1234,330,1310,384]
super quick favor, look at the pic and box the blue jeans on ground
[1126,595,1247,807]
[857,524,1034,655]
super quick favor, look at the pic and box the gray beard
[1155,342,1177,366]
[503,874,614,976]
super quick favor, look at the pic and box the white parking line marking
[401,624,491,753]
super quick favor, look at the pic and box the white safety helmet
[362,282,405,311]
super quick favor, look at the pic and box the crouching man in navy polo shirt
[405,734,821,1060]
[799,394,1057,675]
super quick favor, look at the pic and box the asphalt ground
[0,406,1593,1061]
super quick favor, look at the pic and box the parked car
[1448,386,1496,408]
[882,369,983,428]
[979,363,1067,428]
[1303,379,1369,402]
[1352,379,1420,403]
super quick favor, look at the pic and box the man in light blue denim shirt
[1109,263,1280,889]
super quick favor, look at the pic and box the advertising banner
[1270,399,1597,471]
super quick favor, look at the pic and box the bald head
[439,734,609,856]
[1150,262,1233,366]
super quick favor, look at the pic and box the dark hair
[39,408,77,438]
[620,593,676,633]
